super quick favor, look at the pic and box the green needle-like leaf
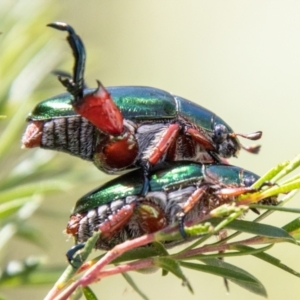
[234,245,300,278]
[202,258,268,296]
[282,217,300,233]
[180,261,267,297]
[210,218,294,242]
[0,260,65,287]
[112,246,163,264]
[154,257,193,294]
[82,286,98,300]
[121,273,149,300]
[0,181,71,204]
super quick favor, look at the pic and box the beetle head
[212,123,262,158]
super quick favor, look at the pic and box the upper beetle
[22,22,262,194]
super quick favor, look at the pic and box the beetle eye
[213,124,228,143]
[243,176,256,187]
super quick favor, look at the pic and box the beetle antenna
[229,131,262,154]
[241,144,261,154]
[47,22,86,99]
[230,131,262,141]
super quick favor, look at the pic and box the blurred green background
[1,0,300,299]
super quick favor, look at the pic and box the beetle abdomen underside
[41,116,96,160]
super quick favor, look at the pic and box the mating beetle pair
[22,22,262,195]
[22,22,268,261]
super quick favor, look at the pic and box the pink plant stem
[175,235,271,260]
[95,259,154,280]
[78,233,157,286]
[50,233,157,300]
[52,281,80,300]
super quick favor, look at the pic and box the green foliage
[0,0,75,294]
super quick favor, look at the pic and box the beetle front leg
[185,127,224,163]
[186,127,215,151]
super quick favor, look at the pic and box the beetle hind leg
[47,22,86,99]
[49,22,124,136]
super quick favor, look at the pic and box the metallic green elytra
[27,86,178,121]
[27,86,235,135]
[66,162,276,251]
[73,162,205,214]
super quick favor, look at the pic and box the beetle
[65,161,277,255]
[22,22,262,194]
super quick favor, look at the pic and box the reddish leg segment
[177,186,208,238]
[98,203,136,239]
[180,186,208,215]
[186,127,215,150]
[148,123,180,165]
[74,81,124,135]
[94,131,139,170]
[214,187,257,197]
[135,201,168,234]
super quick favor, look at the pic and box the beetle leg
[140,161,151,196]
[47,22,85,99]
[185,127,215,150]
[49,22,124,135]
[186,127,223,162]
[66,243,85,267]
[135,201,168,234]
[98,203,136,239]
[52,70,89,89]
[139,124,180,195]
[207,150,222,163]
[94,129,139,171]
[147,123,180,165]
[177,186,208,237]
[75,80,124,135]
[214,186,257,197]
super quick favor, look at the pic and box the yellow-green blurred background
[1,0,300,299]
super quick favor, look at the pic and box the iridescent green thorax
[204,164,259,186]
[176,96,235,134]
[27,94,76,120]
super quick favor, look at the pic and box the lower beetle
[22,22,261,194]
[65,162,277,254]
